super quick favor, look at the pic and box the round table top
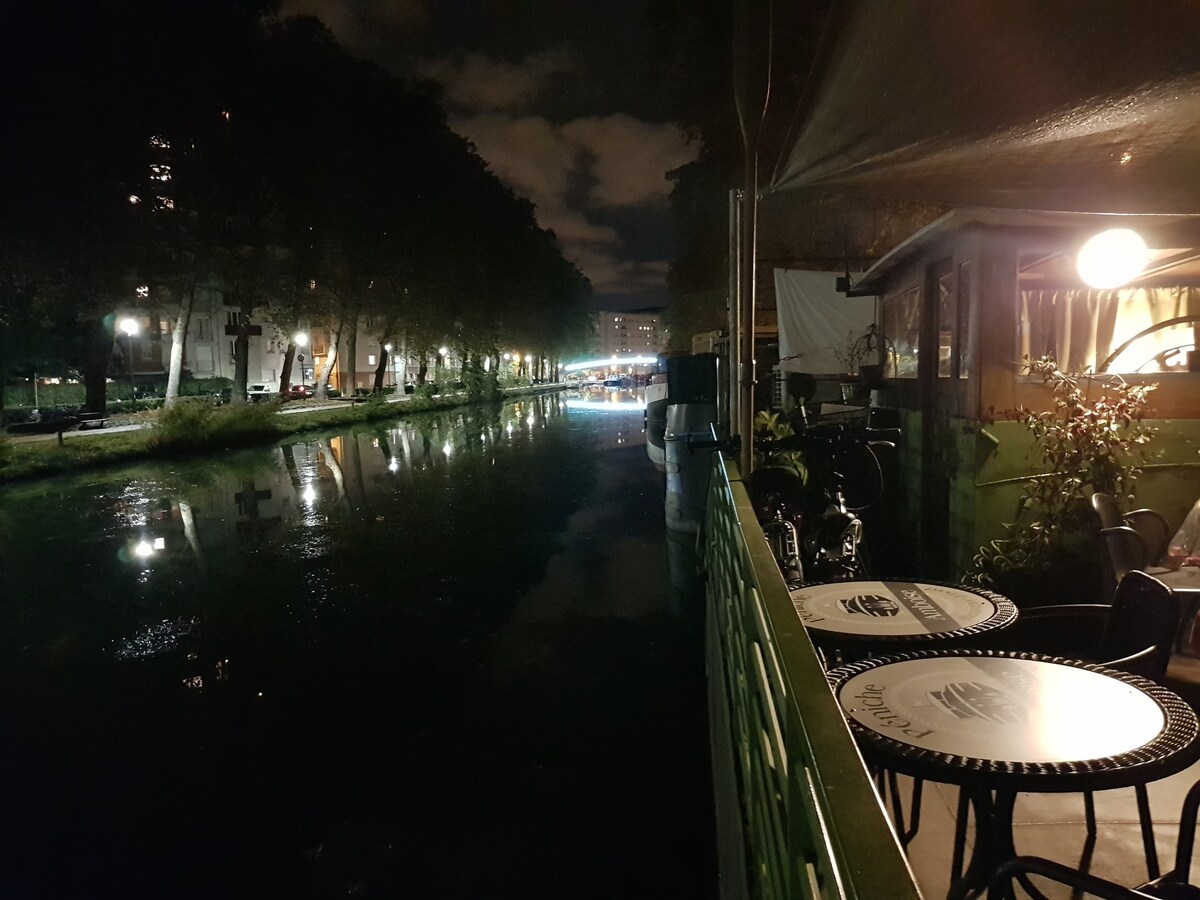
[788,580,1017,645]
[828,650,1200,791]
[1153,566,1200,595]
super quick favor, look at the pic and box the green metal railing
[704,453,922,899]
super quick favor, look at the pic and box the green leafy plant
[831,329,865,375]
[969,356,1157,590]
[752,409,807,479]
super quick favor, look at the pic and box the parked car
[246,384,277,402]
[281,384,313,401]
[304,383,341,399]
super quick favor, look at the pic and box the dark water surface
[0,391,717,899]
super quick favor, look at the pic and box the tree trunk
[232,316,251,406]
[317,319,343,398]
[85,320,112,413]
[164,278,196,406]
[373,347,387,391]
[417,355,428,386]
[0,322,8,414]
[340,308,359,393]
[279,342,296,392]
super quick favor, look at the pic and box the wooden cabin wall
[873,226,1200,583]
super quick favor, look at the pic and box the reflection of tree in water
[1,395,605,667]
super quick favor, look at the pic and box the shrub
[151,397,282,450]
[968,356,1157,591]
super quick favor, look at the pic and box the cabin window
[883,287,920,378]
[1018,285,1197,374]
[936,269,956,378]
[957,262,971,379]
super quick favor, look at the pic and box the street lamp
[294,332,308,383]
[119,317,139,401]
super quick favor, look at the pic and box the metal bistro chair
[988,776,1200,898]
[971,571,1180,883]
[1094,492,1173,570]
[1100,523,1199,653]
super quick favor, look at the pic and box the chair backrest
[1092,492,1124,529]
[1098,570,1178,682]
[1100,525,1150,584]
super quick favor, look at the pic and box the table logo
[838,594,900,617]
[926,682,1026,725]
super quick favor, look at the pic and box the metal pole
[728,189,741,437]
[127,334,136,402]
[739,161,758,476]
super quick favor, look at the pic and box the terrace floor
[899,652,1200,897]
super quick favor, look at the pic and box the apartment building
[593,308,665,357]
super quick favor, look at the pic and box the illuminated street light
[1077,228,1148,289]
[294,332,308,347]
[438,346,449,357]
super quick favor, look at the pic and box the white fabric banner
[773,269,876,374]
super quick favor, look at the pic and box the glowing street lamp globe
[1077,228,1148,289]
[294,332,308,347]
[119,318,139,337]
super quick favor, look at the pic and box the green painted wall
[963,418,1198,577]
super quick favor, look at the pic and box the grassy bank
[0,387,562,484]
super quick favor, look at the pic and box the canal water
[0,390,717,899]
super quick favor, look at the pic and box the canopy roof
[770,1,1200,215]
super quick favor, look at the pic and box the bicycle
[748,412,897,585]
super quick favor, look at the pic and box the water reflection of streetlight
[302,483,317,504]
[119,317,139,400]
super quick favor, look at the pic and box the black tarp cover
[770,1,1200,214]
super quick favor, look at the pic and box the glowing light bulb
[1077,228,1148,288]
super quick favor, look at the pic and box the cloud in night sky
[277,1,697,308]
[423,52,697,307]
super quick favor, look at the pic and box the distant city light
[562,355,658,372]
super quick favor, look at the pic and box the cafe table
[827,649,1200,899]
[1147,565,1200,652]
[788,580,1018,664]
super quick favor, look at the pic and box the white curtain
[774,269,876,374]
[1020,287,1194,373]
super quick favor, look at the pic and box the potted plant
[832,330,866,403]
[966,357,1158,606]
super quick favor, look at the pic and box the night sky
[279,0,697,312]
